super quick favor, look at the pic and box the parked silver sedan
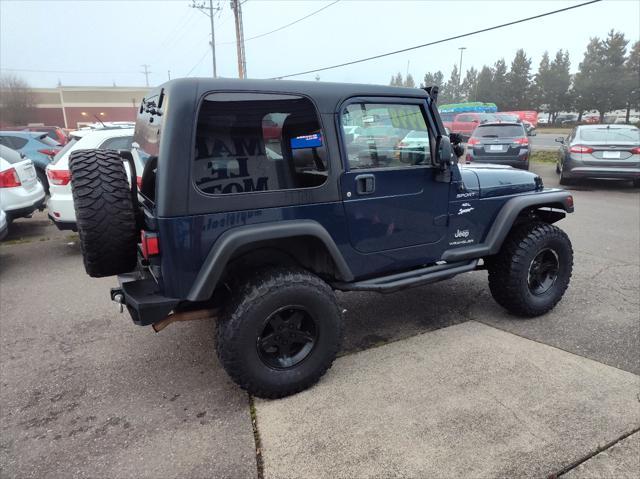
[555,125,640,186]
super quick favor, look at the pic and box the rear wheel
[216,267,343,398]
[69,149,137,277]
[488,222,573,317]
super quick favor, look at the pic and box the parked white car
[46,128,135,231]
[0,145,46,222]
[0,207,8,241]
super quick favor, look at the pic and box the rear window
[579,128,639,143]
[52,138,78,164]
[193,93,328,195]
[473,124,525,138]
[0,144,24,164]
[100,136,133,150]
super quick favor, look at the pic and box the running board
[333,260,478,293]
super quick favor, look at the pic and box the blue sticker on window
[290,133,322,149]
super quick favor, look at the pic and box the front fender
[186,220,353,301]
[442,190,574,262]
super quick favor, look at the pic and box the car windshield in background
[474,125,525,137]
[407,130,427,139]
[0,144,24,164]
[580,127,640,143]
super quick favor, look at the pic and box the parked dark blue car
[69,78,575,398]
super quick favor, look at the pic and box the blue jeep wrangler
[69,78,574,398]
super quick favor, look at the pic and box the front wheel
[216,267,343,398]
[487,222,573,317]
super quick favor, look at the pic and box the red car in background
[449,112,499,139]
[4,126,69,145]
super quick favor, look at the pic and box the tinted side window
[194,93,327,194]
[100,136,133,150]
[0,135,28,149]
[342,103,430,170]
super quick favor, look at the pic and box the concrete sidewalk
[255,321,640,479]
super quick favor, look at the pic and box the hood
[461,163,542,198]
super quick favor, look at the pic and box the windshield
[579,128,639,143]
[473,124,525,138]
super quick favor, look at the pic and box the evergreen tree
[441,64,462,104]
[534,50,571,122]
[404,73,416,88]
[625,41,640,122]
[475,66,494,103]
[421,71,444,89]
[574,31,628,121]
[504,49,531,110]
[492,59,508,109]
[461,67,478,102]
[389,72,404,87]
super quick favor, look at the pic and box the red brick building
[20,86,149,129]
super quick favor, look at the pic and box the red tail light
[465,153,472,163]
[514,137,529,145]
[0,168,21,188]
[136,176,142,189]
[569,145,593,154]
[47,169,71,185]
[467,137,479,146]
[38,148,60,157]
[630,147,640,154]
[141,230,159,259]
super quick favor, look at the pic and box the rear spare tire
[70,149,137,277]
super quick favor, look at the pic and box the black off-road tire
[487,222,573,317]
[69,149,137,277]
[216,267,343,399]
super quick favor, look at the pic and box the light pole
[458,47,466,86]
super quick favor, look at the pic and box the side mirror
[435,135,454,168]
[449,133,463,145]
[555,137,565,144]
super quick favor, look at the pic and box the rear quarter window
[193,92,328,195]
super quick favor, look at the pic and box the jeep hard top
[69,78,574,398]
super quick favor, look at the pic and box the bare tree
[0,74,36,126]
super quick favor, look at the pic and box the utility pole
[141,64,151,87]
[231,0,247,78]
[191,0,221,78]
[167,70,171,81]
[457,47,466,86]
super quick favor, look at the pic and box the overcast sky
[1,0,638,88]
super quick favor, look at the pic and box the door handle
[355,174,375,194]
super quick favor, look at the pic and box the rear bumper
[47,214,77,231]
[564,166,640,180]
[46,191,76,223]
[112,273,179,326]
[4,197,45,220]
[468,149,530,169]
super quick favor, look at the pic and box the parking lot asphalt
[1,162,638,477]
[530,132,564,151]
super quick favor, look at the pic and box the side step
[333,260,478,293]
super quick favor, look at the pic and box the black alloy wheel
[527,248,559,296]
[257,306,317,369]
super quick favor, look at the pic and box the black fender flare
[442,190,574,262]
[187,220,353,301]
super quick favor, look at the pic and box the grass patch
[536,127,570,135]
[531,151,558,164]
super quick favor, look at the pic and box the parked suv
[466,122,531,170]
[69,78,574,398]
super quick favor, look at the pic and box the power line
[270,0,602,80]
[185,46,212,76]
[216,0,340,46]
